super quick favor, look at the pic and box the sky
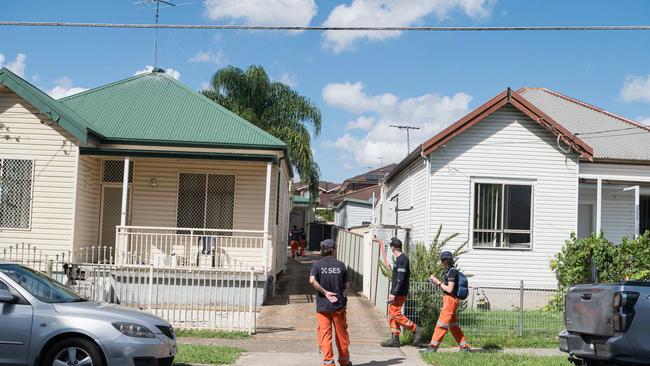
[1,0,650,183]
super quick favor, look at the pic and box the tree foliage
[202,65,322,198]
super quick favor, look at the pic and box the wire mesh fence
[403,281,563,337]
[1,243,262,333]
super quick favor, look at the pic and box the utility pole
[390,124,420,155]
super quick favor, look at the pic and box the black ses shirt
[390,254,410,296]
[310,256,348,312]
[444,267,459,296]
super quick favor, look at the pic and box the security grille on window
[177,173,235,232]
[0,159,33,229]
[102,160,133,183]
[473,182,533,249]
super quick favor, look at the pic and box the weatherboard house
[0,67,292,281]
[377,88,650,287]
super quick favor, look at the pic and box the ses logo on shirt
[321,267,342,274]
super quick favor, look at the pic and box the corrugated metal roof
[520,88,650,161]
[60,71,286,148]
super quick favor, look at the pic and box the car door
[0,279,33,365]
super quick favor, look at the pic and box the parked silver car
[0,262,177,366]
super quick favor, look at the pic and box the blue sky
[1,0,650,182]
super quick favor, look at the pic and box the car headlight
[112,322,155,338]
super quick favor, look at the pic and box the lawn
[174,344,243,365]
[402,308,563,349]
[422,352,572,366]
[175,329,251,339]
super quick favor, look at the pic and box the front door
[100,185,131,249]
[578,203,593,238]
[0,280,33,365]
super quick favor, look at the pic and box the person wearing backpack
[421,251,470,353]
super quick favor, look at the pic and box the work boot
[419,345,438,354]
[460,346,471,353]
[412,327,425,346]
[380,334,400,348]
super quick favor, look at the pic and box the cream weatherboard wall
[72,155,101,249]
[426,105,580,287]
[71,156,289,274]
[0,88,79,255]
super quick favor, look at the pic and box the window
[177,173,235,231]
[0,159,33,229]
[472,182,533,249]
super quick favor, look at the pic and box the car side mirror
[0,289,17,303]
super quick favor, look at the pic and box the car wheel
[43,337,104,366]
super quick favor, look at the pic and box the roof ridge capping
[519,87,650,132]
[421,87,594,160]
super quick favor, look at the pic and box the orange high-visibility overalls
[317,308,350,366]
[299,238,307,256]
[388,296,417,335]
[291,240,299,257]
[429,293,469,349]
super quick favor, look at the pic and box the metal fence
[1,243,261,333]
[403,281,563,337]
[334,229,364,290]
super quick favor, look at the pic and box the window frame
[469,177,536,251]
[175,171,237,230]
[0,158,35,231]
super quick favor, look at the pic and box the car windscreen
[0,264,84,303]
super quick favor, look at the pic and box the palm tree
[202,65,321,198]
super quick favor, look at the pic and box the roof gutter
[79,147,279,163]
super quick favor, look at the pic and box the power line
[1,21,650,31]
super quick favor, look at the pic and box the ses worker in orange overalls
[309,239,351,366]
[290,226,301,258]
[421,251,470,353]
[381,237,424,348]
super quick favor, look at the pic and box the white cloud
[0,52,27,77]
[46,77,88,99]
[276,72,298,88]
[621,74,650,103]
[323,81,472,165]
[204,0,317,27]
[638,116,650,125]
[322,0,495,53]
[189,50,227,65]
[346,116,375,130]
[134,65,181,80]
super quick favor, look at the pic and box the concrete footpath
[178,252,562,365]
[180,252,428,365]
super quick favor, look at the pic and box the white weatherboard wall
[578,162,650,241]
[0,88,79,255]
[384,158,427,243]
[336,202,372,229]
[578,185,636,241]
[426,105,579,287]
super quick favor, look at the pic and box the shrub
[549,232,650,310]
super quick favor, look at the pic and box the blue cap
[322,239,336,250]
[440,251,454,261]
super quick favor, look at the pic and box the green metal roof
[0,68,89,142]
[292,195,312,207]
[60,71,286,149]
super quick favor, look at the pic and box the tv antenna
[135,0,177,69]
[389,124,420,155]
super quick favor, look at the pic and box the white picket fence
[1,243,262,333]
